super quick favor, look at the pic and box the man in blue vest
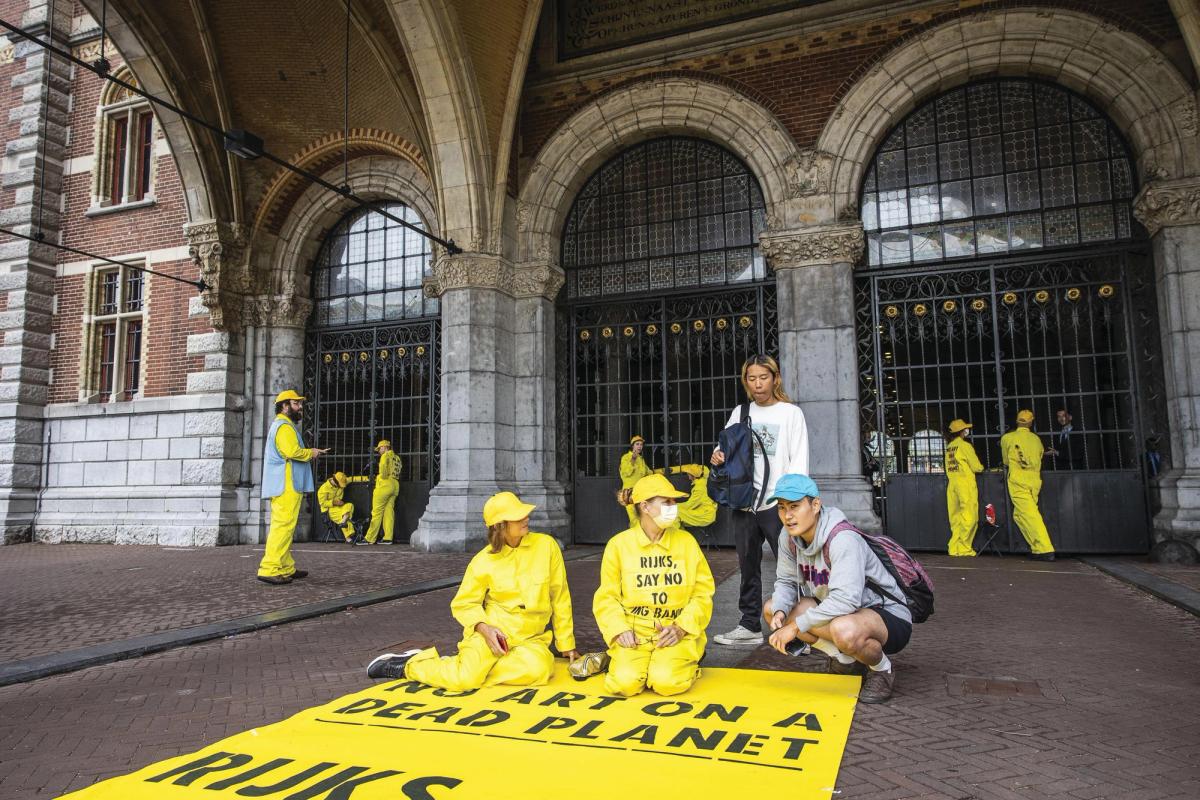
[258,389,328,585]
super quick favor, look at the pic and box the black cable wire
[0,16,462,255]
[0,225,207,291]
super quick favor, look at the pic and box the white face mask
[652,503,679,528]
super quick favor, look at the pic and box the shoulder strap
[739,402,750,423]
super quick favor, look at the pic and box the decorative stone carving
[1133,179,1200,237]
[516,202,533,232]
[784,150,835,197]
[423,253,564,301]
[185,221,251,331]
[513,263,565,300]
[759,224,865,270]
[1171,95,1199,138]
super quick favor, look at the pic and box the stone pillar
[413,253,569,551]
[1134,177,1200,555]
[0,1,69,544]
[759,224,879,530]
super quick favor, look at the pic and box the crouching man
[763,474,912,704]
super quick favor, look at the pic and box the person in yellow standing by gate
[944,419,984,557]
[364,439,401,544]
[999,410,1057,562]
[258,389,328,585]
[594,474,715,697]
[365,491,578,688]
[619,435,652,526]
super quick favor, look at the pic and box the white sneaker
[712,625,764,646]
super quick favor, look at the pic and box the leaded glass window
[860,80,1137,267]
[562,138,768,299]
[313,202,435,328]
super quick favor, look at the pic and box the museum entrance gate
[856,251,1162,553]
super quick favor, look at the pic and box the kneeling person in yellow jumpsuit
[364,440,401,544]
[317,471,356,541]
[619,435,652,527]
[944,419,984,557]
[366,492,578,687]
[670,464,718,528]
[594,474,715,697]
[1000,410,1056,561]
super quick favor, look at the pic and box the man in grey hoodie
[763,474,912,703]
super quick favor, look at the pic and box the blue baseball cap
[769,474,820,503]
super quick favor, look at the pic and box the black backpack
[709,403,768,511]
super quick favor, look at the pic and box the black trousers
[733,507,782,631]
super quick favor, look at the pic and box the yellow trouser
[404,633,554,692]
[259,484,301,578]
[946,478,978,557]
[625,503,638,527]
[604,637,704,697]
[326,502,355,540]
[1008,472,1055,554]
[365,479,399,543]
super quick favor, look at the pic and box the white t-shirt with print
[720,401,810,510]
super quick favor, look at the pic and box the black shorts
[870,606,912,655]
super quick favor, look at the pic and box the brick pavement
[1129,559,1200,594]
[1,552,1198,799]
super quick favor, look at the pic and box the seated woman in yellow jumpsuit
[364,440,401,544]
[316,471,356,542]
[944,419,984,557]
[594,473,715,697]
[365,491,578,688]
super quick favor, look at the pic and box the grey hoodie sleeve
[793,534,870,634]
[770,530,800,615]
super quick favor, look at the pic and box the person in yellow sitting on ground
[1000,410,1057,562]
[317,471,357,542]
[364,439,401,544]
[944,419,984,557]
[668,464,718,528]
[593,473,715,697]
[619,435,652,526]
[365,491,578,688]
[258,389,328,585]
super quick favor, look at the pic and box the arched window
[561,137,767,299]
[860,80,1136,267]
[312,202,434,328]
[92,67,157,210]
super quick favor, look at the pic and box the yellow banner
[61,664,859,800]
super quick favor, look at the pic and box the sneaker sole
[713,636,765,647]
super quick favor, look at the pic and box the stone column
[0,1,69,544]
[413,253,569,550]
[759,223,879,530]
[1134,177,1200,556]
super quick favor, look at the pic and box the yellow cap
[1016,409,1035,424]
[376,440,391,449]
[483,491,537,527]
[948,419,972,433]
[333,471,348,487]
[630,474,688,504]
[274,389,305,404]
[630,435,644,445]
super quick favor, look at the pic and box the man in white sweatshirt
[763,474,912,704]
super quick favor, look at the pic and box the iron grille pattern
[562,137,767,299]
[570,286,777,478]
[861,80,1136,267]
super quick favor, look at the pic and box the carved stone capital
[249,293,312,328]
[185,220,251,331]
[759,224,865,270]
[513,262,565,300]
[1133,178,1200,237]
[784,149,836,197]
[423,253,513,298]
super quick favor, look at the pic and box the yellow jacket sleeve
[450,554,489,633]
[619,452,637,482]
[963,441,985,473]
[592,539,630,646]
[316,482,334,511]
[547,542,576,652]
[1000,435,1012,468]
[274,423,312,462]
[674,536,715,636]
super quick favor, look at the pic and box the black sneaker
[859,668,895,703]
[366,649,423,680]
[1030,552,1056,562]
[291,569,309,579]
[257,574,292,585]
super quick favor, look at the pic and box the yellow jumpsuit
[316,479,355,540]
[1000,428,1056,555]
[593,523,715,697]
[619,451,652,527]
[258,416,312,579]
[365,450,401,543]
[671,466,717,528]
[944,437,984,557]
[405,532,575,691]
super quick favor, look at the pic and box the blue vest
[262,416,315,498]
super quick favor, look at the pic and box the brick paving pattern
[1128,559,1200,594]
[2,551,1198,799]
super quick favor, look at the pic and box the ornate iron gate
[565,286,777,544]
[856,249,1166,553]
[302,321,440,543]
